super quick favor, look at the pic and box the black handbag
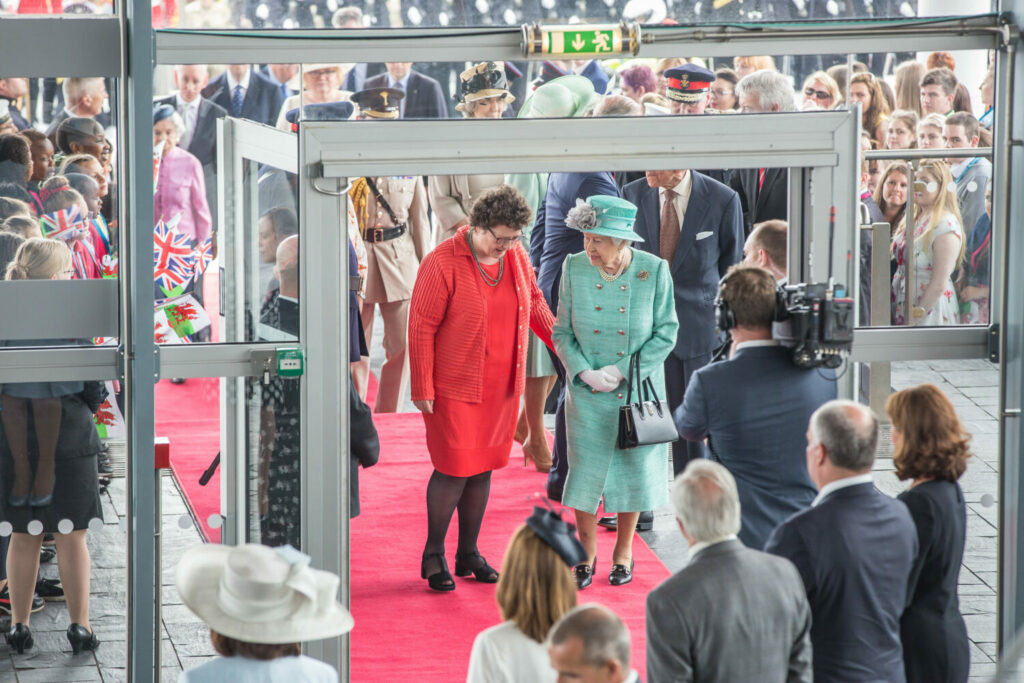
[350,379,379,469]
[616,350,678,450]
[80,380,110,414]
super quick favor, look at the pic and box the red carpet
[157,376,222,542]
[351,413,669,681]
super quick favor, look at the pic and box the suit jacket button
[594,329,601,334]
[619,307,626,313]
[617,351,625,356]
[592,388,598,394]
[618,330,625,335]
[595,306,602,311]
[620,285,627,291]
[616,393,623,399]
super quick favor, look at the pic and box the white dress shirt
[226,67,251,95]
[687,534,738,562]
[387,72,411,118]
[175,93,199,149]
[811,472,874,507]
[657,171,693,231]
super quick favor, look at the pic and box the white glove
[600,364,625,383]
[579,369,618,392]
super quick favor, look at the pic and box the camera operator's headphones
[714,267,788,334]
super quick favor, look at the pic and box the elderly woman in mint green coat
[552,195,679,590]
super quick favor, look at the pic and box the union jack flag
[41,206,88,242]
[194,237,214,275]
[153,217,195,293]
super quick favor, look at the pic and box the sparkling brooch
[637,270,649,281]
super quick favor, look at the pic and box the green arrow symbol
[571,33,586,51]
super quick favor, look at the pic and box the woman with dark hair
[0,133,32,188]
[710,67,739,111]
[20,130,54,214]
[53,117,105,158]
[887,383,971,683]
[409,184,555,592]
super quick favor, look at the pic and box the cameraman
[673,264,836,550]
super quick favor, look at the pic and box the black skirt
[0,393,103,534]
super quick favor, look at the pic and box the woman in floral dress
[891,159,965,327]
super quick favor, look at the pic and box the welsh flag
[93,382,125,440]
[101,255,118,279]
[158,294,211,339]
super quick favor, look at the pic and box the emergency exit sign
[544,28,619,55]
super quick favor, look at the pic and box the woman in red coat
[409,185,555,592]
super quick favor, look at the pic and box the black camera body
[773,282,854,369]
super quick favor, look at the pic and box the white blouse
[179,654,337,683]
[466,621,557,683]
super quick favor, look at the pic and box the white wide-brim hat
[176,543,354,644]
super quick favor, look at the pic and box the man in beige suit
[349,171,431,412]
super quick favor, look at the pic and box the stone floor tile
[16,666,102,682]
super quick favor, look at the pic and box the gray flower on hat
[565,198,598,232]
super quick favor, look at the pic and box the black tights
[422,470,492,575]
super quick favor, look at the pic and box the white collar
[388,72,411,90]
[175,93,199,110]
[227,68,251,92]
[659,171,691,198]
[279,293,298,303]
[733,339,779,352]
[624,671,640,683]
[812,473,874,506]
[687,535,737,562]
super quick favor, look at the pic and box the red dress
[423,260,518,477]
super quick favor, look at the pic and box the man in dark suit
[731,70,796,234]
[202,64,285,127]
[765,399,918,683]
[364,63,448,119]
[156,65,227,224]
[676,264,836,548]
[647,460,812,683]
[533,171,620,502]
[624,169,743,472]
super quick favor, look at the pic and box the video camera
[773,281,854,369]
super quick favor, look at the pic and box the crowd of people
[0,16,994,679]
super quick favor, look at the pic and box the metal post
[867,222,893,417]
[122,0,156,676]
[903,162,916,326]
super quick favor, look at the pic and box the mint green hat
[564,195,644,242]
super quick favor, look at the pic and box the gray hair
[671,460,741,542]
[592,94,643,117]
[166,111,187,140]
[548,604,630,670]
[62,77,105,108]
[331,6,362,27]
[809,399,879,471]
[735,70,796,113]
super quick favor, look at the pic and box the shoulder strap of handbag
[625,351,637,406]
[364,177,402,226]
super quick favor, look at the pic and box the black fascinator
[525,506,587,568]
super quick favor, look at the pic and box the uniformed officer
[664,64,716,115]
[349,88,431,413]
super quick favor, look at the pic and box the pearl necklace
[598,250,630,282]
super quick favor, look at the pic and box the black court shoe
[454,552,499,584]
[6,624,33,654]
[574,556,598,590]
[67,623,100,654]
[420,553,456,592]
[609,559,635,586]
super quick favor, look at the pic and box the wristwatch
[912,306,927,320]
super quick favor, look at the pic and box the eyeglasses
[711,88,733,97]
[804,88,833,100]
[486,228,520,247]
